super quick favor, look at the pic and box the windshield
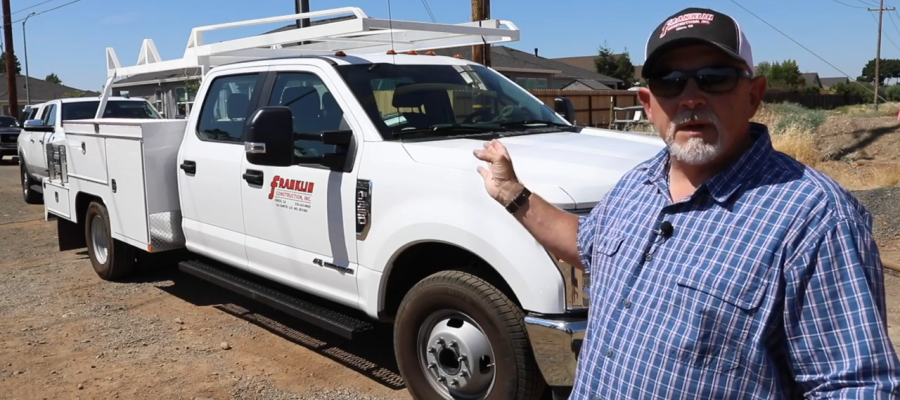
[0,116,20,128]
[334,63,569,140]
[62,100,162,120]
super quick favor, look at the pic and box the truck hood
[0,127,20,134]
[401,127,666,209]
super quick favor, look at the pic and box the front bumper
[523,314,587,387]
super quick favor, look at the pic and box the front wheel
[394,270,545,400]
[84,201,136,281]
[19,159,41,204]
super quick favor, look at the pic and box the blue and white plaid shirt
[571,122,900,399]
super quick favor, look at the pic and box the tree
[594,44,635,89]
[858,58,900,85]
[0,51,22,75]
[45,73,61,85]
[754,59,808,92]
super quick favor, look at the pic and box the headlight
[550,207,592,311]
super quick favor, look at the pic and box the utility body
[34,7,665,400]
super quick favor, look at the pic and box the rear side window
[196,73,261,143]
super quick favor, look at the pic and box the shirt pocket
[664,260,772,373]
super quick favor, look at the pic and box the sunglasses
[647,66,752,97]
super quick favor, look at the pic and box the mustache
[669,109,719,128]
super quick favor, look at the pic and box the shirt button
[606,349,613,358]
[644,253,652,262]
[624,299,632,308]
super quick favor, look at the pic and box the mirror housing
[244,106,295,167]
[554,97,576,125]
[23,119,53,132]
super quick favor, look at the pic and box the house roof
[820,76,849,87]
[561,78,612,90]
[553,54,643,82]
[429,46,622,85]
[801,72,821,87]
[0,74,98,103]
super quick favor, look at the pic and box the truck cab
[17,96,161,203]
[38,8,666,400]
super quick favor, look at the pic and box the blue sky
[4,0,895,91]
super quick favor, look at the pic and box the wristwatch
[505,186,532,214]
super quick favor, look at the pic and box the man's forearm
[501,183,583,270]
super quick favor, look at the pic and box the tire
[394,270,546,400]
[19,159,42,204]
[84,201,136,281]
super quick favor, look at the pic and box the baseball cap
[642,7,753,78]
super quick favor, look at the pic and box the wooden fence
[762,92,865,110]
[529,89,640,127]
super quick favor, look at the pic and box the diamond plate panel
[149,210,186,252]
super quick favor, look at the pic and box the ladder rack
[97,6,520,118]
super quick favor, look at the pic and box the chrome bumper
[523,315,587,387]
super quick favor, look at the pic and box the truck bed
[44,118,188,253]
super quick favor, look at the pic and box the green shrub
[764,102,827,133]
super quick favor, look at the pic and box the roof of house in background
[429,46,622,85]
[0,74,99,103]
[561,78,612,90]
[801,72,822,87]
[820,76,850,87]
[553,54,643,82]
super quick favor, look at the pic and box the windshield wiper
[392,124,497,137]
[498,120,572,128]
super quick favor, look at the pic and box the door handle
[180,160,196,174]
[243,169,264,185]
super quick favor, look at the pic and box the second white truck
[36,8,665,400]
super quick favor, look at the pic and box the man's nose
[678,78,708,109]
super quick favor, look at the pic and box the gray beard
[663,116,725,166]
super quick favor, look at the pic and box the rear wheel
[19,159,41,204]
[84,201,136,280]
[394,270,545,400]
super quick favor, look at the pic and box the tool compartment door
[106,138,149,246]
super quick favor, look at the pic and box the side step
[178,260,374,340]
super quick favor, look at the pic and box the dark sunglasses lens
[696,70,741,92]
[648,77,687,97]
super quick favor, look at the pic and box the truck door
[178,70,267,270]
[240,66,361,308]
[30,103,55,174]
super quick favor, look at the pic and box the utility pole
[471,0,491,67]
[870,0,895,111]
[2,0,18,118]
[295,0,309,46]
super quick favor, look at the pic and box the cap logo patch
[660,13,715,38]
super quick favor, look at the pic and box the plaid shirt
[571,122,900,399]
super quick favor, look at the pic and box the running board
[178,260,374,340]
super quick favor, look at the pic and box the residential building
[820,76,850,89]
[553,54,643,86]
[0,74,99,116]
[801,72,822,89]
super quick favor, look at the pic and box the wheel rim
[90,214,109,264]
[21,167,28,196]
[416,309,496,400]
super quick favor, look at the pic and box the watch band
[505,186,532,214]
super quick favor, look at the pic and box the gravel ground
[851,186,900,242]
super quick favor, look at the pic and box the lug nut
[450,379,459,386]
[449,340,458,348]
[428,346,436,353]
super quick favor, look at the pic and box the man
[474,6,900,399]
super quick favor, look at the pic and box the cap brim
[642,38,748,78]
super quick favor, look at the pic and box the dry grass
[621,102,900,190]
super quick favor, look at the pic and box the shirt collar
[641,122,774,204]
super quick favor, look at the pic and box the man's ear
[748,76,767,115]
[638,87,654,121]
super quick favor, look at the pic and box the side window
[196,73,260,142]
[267,72,347,158]
[42,105,57,126]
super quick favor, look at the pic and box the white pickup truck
[38,8,664,400]
[17,96,161,203]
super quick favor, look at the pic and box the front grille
[0,134,17,143]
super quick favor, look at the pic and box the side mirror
[554,97,576,125]
[244,106,295,167]
[23,119,53,132]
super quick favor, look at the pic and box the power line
[728,0,886,101]
[830,0,868,9]
[1,0,84,29]
[12,0,57,16]
[419,0,436,22]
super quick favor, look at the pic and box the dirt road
[0,157,412,400]
[4,156,900,400]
